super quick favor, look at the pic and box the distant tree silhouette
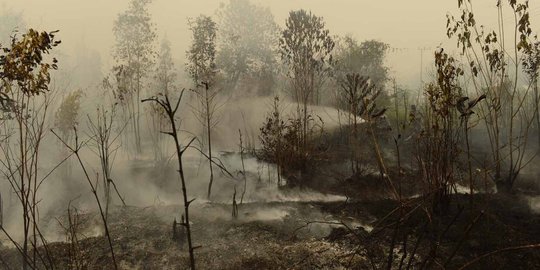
[112,0,156,154]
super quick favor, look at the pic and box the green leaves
[515,3,532,52]
[279,9,335,71]
[113,0,156,78]
[186,15,218,85]
[216,0,279,89]
[521,38,540,80]
[0,29,60,97]
[55,90,83,135]
[340,73,380,118]
[432,48,463,117]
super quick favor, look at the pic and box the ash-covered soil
[0,199,377,269]
[2,192,540,269]
[2,164,540,270]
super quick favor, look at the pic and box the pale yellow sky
[3,0,540,89]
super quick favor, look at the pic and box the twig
[51,128,118,270]
[458,243,540,270]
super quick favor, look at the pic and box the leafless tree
[55,200,86,270]
[86,104,127,222]
[142,90,198,269]
[191,82,222,199]
[51,128,118,270]
[238,129,247,204]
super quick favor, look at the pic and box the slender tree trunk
[205,84,214,199]
[136,68,142,154]
[465,118,474,205]
[239,130,247,204]
[18,96,29,270]
[75,153,118,269]
[349,108,355,175]
[144,94,197,270]
[353,103,359,174]
[534,77,540,152]
[393,80,402,175]
[171,125,196,269]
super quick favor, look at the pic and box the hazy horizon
[5,0,537,90]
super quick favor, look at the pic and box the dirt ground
[1,198,377,269]
[2,188,540,269]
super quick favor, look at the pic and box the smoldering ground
[0,91,357,244]
[3,0,540,269]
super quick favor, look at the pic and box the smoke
[527,195,540,214]
[0,93,352,245]
[181,95,362,151]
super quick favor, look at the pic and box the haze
[5,0,537,89]
[2,1,540,269]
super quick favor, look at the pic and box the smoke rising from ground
[0,93,352,243]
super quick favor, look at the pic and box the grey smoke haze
[5,0,538,90]
[2,0,540,258]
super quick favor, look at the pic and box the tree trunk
[205,84,214,199]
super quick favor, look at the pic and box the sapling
[447,0,537,191]
[113,0,157,154]
[339,73,379,175]
[86,104,128,221]
[232,186,238,219]
[457,94,486,203]
[239,129,247,204]
[142,90,198,269]
[186,15,220,199]
[0,29,60,270]
[51,128,118,270]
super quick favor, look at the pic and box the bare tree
[86,104,127,222]
[51,128,118,270]
[142,90,198,270]
[55,200,86,270]
[456,92,486,204]
[191,82,222,199]
[238,129,247,204]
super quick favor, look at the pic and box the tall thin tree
[186,15,220,199]
[280,9,334,151]
[113,0,156,154]
[142,90,198,270]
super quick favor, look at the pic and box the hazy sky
[4,0,540,89]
